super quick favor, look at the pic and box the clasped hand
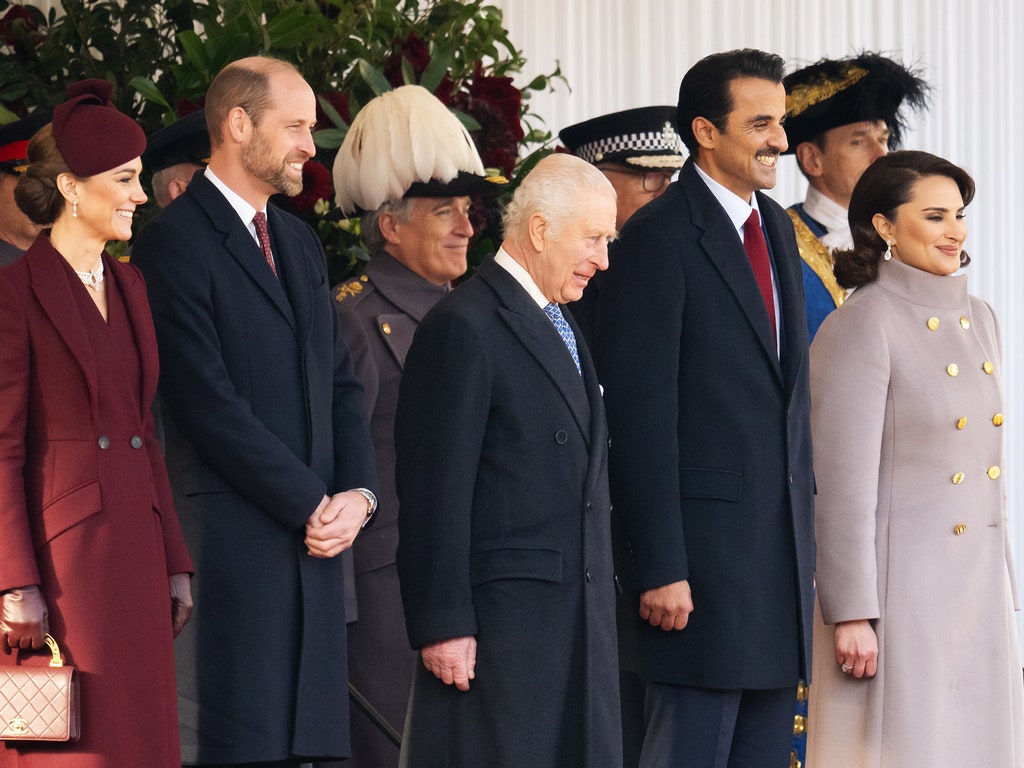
[304,492,366,558]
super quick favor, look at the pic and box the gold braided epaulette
[334,275,368,303]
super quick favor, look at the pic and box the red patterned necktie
[253,211,278,277]
[743,209,776,341]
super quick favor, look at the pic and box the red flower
[383,33,431,86]
[381,32,456,104]
[450,62,525,176]
[0,5,38,41]
[317,91,351,127]
[292,160,333,212]
[0,5,42,56]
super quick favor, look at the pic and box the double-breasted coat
[394,256,621,768]
[595,159,816,691]
[806,257,1024,767]
[0,237,192,767]
[333,251,448,767]
[132,172,377,764]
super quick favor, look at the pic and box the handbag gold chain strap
[43,634,64,668]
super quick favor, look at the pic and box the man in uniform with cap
[559,106,685,351]
[0,112,50,265]
[328,84,499,768]
[144,108,209,209]
[783,52,928,339]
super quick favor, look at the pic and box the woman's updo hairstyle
[14,122,69,226]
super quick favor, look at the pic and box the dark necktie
[544,302,582,376]
[253,211,278,277]
[743,209,776,341]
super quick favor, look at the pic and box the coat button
[953,523,967,536]
[130,435,143,449]
[955,417,968,430]
[585,568,591,582]
[951,472,965,485]
[993,413,1005,427]
[927,316,940,331]
[555,430,568,445]
[97,436,110,449]
[983,361,994,375]
[381,322,392,335]
[946,363,959,377]
[988,465,1001,480]
[959,316,970,329]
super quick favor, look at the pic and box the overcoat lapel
[478,259,592,445]
[680,163,783,382]
[575,308,607,498]
[27,240,99,420]
[106,257,160,423]
[269,207,312,347]
[757,192,808,400]
[188,176,296,331]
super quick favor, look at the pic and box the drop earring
[72,199,78,218]
[883,240,893,261]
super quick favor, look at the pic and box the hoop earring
[72,200,78,218]
[883,240,893,261]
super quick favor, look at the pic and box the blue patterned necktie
[544,302,582,376]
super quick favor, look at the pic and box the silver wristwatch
[352,488,377,528]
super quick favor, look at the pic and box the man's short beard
[243,129,303,197]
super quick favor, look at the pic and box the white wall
[493,0,1024,635]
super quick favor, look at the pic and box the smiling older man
[394,152,621,768]
[328,84,500,768]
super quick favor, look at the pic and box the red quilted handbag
[0,634,80,741]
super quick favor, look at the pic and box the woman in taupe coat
[806,151,1024,767]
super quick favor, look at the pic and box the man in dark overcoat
[595,49,816,767]
[132,56,378,767]
[394,153,622,768]
[328,85,498,768]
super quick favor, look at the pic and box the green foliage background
[0,0,564,282]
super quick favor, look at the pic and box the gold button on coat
[956,417,968,430]
[954,523,967,536]
[983,361,994,374]
[381,322,392,335]
[959,316,970,329]
[927,317,940,331]
[988,465,1001,480]
[946,363,959,377]
[952,472,965,484]
[993,413,1005,426]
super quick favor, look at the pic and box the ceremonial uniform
[333,252,447,768]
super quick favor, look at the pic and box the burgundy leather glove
[168,573,193,638]
[0,585,49,654]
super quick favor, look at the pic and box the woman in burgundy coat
[0,81,193,767]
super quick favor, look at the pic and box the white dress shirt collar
[494,248,550,308]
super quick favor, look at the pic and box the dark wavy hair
[834,150,975,289]
[677,49,785,158]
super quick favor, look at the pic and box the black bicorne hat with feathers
[783,52,930,153]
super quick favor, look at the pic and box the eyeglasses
[599,166,675,193]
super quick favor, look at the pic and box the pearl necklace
[76,259,104,290]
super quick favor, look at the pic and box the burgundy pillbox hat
[52,79,146,177]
